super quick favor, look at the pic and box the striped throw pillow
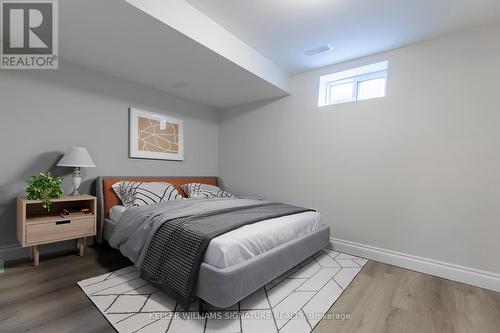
[112,181,183,207]
[181,183,234,199]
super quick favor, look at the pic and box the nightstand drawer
[26,217,95,245]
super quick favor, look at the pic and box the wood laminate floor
[313,261,500,333]
[0,245,499,333]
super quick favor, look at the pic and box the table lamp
[57,147,96,195]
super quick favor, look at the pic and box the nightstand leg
[78,237,85,256]
[33,246,39,266]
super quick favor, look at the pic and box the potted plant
[26,172,64,210]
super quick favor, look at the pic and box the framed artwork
[129,108,184,161]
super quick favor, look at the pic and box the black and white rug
[78,248,367,333]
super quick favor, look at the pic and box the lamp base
[71,189,82,196]
[71,167,82,196]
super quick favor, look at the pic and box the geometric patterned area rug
[78,247,367,333]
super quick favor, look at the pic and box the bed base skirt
[104,218,330,309]
[195,225,330,308]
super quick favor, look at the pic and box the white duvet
[109,205,323,268]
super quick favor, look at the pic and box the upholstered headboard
[95,176,218,242]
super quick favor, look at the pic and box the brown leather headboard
[96,176,218,242]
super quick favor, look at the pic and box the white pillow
[181,183,234,199]
[112,181,183,207]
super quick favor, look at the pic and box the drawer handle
[56,220,71,225]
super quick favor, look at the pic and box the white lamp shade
[57,147,96,168]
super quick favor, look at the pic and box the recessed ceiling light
[304,44,333,56]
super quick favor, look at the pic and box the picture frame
[129,108,184,161]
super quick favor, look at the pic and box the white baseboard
[3,237,498,292]
[330,238,500,293]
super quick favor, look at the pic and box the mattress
[107,206,323,268]
[109,205,127,222]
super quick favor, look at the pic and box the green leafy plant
[26,172,64,210]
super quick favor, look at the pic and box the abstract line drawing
[138,117,179,153]
[129,108,184,161]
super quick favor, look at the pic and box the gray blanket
[108,198,313,309]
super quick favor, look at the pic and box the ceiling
[186,0,500,73]
[59,0,288,109]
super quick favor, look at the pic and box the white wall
[219,22,500,275]
[0,61,219,249]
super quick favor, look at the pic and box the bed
[96,176,330,309]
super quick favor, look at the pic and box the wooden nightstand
[17,194,97,266]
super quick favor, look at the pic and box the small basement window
[318,61,388,107]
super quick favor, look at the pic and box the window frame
[318,61,388,107]
[325,78,355,105]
